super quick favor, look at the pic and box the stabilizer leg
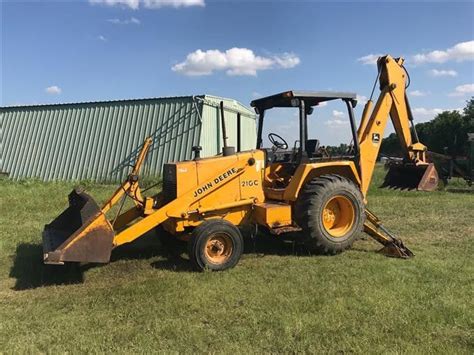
[363,209,414,259]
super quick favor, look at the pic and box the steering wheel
[268,133,288,150]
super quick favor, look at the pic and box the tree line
[325,98,474,158]
[380,98,474,157]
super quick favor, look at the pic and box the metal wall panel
[1,97,202,181]
[199,95,256,156]
[1,95,256,181]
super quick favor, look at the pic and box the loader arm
[112,157,251,247]
[43,137,255,264]
[357,55,437,195]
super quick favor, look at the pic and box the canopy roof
[250,90,357,112]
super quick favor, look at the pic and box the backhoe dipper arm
[357,55,428,196]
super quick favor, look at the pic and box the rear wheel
[295,174,364,254]
[188,219,244,271]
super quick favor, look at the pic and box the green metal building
[1,95,256,181]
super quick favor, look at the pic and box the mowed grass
[0,167,473,353]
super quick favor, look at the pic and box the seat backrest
[306,139,320,156]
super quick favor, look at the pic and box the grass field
[0,167,473,353]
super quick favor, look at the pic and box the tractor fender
[282,161,361,201]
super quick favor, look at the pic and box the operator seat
[306,139,320,157]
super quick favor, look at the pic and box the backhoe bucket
[43,188,114,264]
[382,163,438,191]
[378,240,414,259]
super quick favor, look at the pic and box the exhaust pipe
[220,101,235,156]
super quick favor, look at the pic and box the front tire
[188,219,244,271]
[295,174,365,254]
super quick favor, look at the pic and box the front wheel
[188,219,244,271]
[294,174,365,254]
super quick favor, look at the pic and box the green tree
[326,143,349,155]
[463,97,474,121]
[379,133,400,157]
[416,110,464,155]
[379,97,473,157]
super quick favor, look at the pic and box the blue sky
[1,0,473,145]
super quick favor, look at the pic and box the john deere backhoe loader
[43,55,438,271]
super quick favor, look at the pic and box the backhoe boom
[358,55,438,194]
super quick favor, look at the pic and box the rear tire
[188,219,244,271]
[294,174,364,254]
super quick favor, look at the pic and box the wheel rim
[322,195,355,238]
[205,233,233,264]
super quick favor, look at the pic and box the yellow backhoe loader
[43,55,438,271]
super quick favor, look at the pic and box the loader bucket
[381,163,439,191]
[43,188,114,264]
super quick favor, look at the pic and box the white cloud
[356,94,368,104]
[276,118,298,131]
[172,48,300,76]
[89,0,204,9]
[448,83,474,97]
[107,17,141,25]
[90,0,140,9]
[325,110,348,127]
[412,107,444,116]
[45,86,62,95]
[429,69,458,77]
[143,0,204,8]
[357,53,382,65]
[409,90,429,97]
[325,119,348,127]
[412,40,474,64]
[272,53,301,69]
[318,101,328,107]
[411,107,461,122]
[98,35,107,41]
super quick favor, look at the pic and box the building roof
[0,95,198,110]
[1,94,254,116]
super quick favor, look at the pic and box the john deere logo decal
[193,168,238,198]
